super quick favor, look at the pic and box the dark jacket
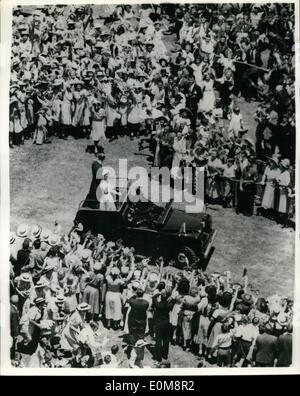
[246,48,263,67]
[276,333,292,367]
[186,83,202,113]
[128,297,149,323]
[254,333,278,365]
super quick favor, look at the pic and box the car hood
[161,208,209,233]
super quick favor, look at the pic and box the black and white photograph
[0,0,299,373]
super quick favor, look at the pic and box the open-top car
[74,187,217,269]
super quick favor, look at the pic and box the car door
[124,227,159,257]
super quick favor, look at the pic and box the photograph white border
[1,0,299,375]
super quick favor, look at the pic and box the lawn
[10,131,295,299]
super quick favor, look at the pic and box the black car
[74,189,217,269]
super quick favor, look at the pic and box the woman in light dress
[171,131,187,179]
[105,267,124,329]
[276,158,291,227]
[98,169,121,211]
[199,73,216,113]
[260,156,280,214]
[60,303,90,351]
[90,100,107,154]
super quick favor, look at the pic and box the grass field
[8,9,295,367]
[10,129,295,299]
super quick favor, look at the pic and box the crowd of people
[8,3,295,369]
[9,221,293,368]
[9,3,295,225]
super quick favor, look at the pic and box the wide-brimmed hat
[280,158,290,169]
[277,313,289,327]
[111,267,120,276]
[243,137,254,146]
[267,155,279,165]
[77,302,91,311]
[80,249,92,262]
[43,263,55,273]
[19,273,32,283]
[178,253,188,263]
[17,223,29,238]
[30,224,42,239]
[10,231,16,244]
[35,279,49,289]
[241,293,254,306]
[149,272,159,282]
[120,95,128,104]
[55,294,65,304]
[71,78,84,86]
[34,297,45,305]
[40,228,51,242]
[135,339,148,348]
[179,107,192,117]
[48,233,60,247]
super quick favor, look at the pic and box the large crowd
[10,221,293,368]
[9,3,295,225]
[9,3,295,368]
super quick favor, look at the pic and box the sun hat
[277,313,289,327]
[267,155,279,165]
[135,339,148,348]
[55,294,65,304]
[132,280,141,289]
[80,249,92,262]
[149,272,159,282]
[34,297,46,305]
[40,228,51,242]
[19,273,32,283]
[43,263,55,273]
[111,267,120,276]
[10,231,16,244]
[17,223,29,238]
[35,279,49,289]
[48,233,60,247]
[243,137,254,146]
[178,253,188,263]
[241,293,254,306]
[280,158,290,169]
[30,224,42,239]
[77,302,91,311]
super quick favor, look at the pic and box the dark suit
[254,333,278,366]
[185,83,202,129]
[83,160,102,209]
[246,48,263,67]
[128,297,149,344]
[276,333,292,367]
[152,295,174,362]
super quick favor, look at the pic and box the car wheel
[177,246,197,268]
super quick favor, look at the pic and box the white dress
[199,79,215,112]
[91,108,107,141]
[261,166,280,209]
[98,180,117,211]
[277,170,290,213]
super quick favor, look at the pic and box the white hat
[80,249,92,261]
[17,223,29,238]
[49,233,60,246]
[10,231,16,244]
[77,302,91,311]
[31,224,42,239]
[40,228,51,242]
[135,339,148,348]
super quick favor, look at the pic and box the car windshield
[122,197,167,228]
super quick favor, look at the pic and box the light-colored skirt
[91,120,106,141]
[105,291,122,321]
[194,315,210,346]
[262,182,276,209]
